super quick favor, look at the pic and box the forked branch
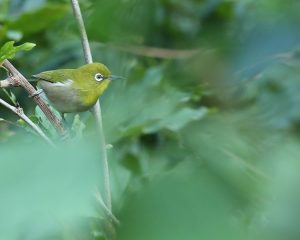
[0,60,67,137]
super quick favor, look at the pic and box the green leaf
[103,66,206,142]
[7,4,69,36]
[16,118,37,135]
[29,115,39,124]
[17,119,26,128]
[0,41,36,63]
[120,153,142,176]
[35,105,58,137]
[2,89,17,106]
[0,140,104,239]
[117,161,245,240]
[15,42,36,51]
[144,107,208,133]
[0,41,14,59]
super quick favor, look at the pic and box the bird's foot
[29,89,44,98]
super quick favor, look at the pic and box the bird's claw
[29,89,44,98]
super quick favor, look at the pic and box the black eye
[95,73,104,82]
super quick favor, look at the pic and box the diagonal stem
[0,98,55,146]
[1,60,66,137]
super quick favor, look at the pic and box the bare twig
[1,60,67,137]
[70,0,112,212]
[0,98,55,146]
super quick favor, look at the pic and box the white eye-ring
[95,73,104,82]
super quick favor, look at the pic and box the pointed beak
[108,75,125,81]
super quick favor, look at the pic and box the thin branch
[71,0,93,64]
[70,0,112,212]
[0,98,55,146]
[1,60,67,137]
[95,190,120,225]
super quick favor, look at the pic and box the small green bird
[32,63,118,113]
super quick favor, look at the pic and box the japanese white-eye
[32,63,118,113]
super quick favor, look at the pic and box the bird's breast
[38,80,93,113]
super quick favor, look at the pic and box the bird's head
[77,62,123,85]
[75,63,112,94]
[74,63,122,104]
[78,62,111,83]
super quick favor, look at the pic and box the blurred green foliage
[1,0,300,239]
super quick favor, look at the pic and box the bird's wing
[32,69,75,83]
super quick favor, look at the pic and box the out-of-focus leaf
[16,118,37,135]
[246,139,300,240]
[120,153,142,176]
[240,61,300,130]
[0,140,104,239]
[88,0,157,44]
[7,4,69,35]
[0,26,7,41]
[9,0,47,15]
[0,120,15,142]
[102,66,201,142]
[144,107,208,133]
[0,0,9,21]
[35,105,60,137]
[29,114,39,124]
[71,114,86,140]
[6,30,23,41]
[182,114,269,202]
[117,161,244,240]
[17,118,26,127]
[0,130,15,142]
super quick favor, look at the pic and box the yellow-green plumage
[32,63,112,113]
